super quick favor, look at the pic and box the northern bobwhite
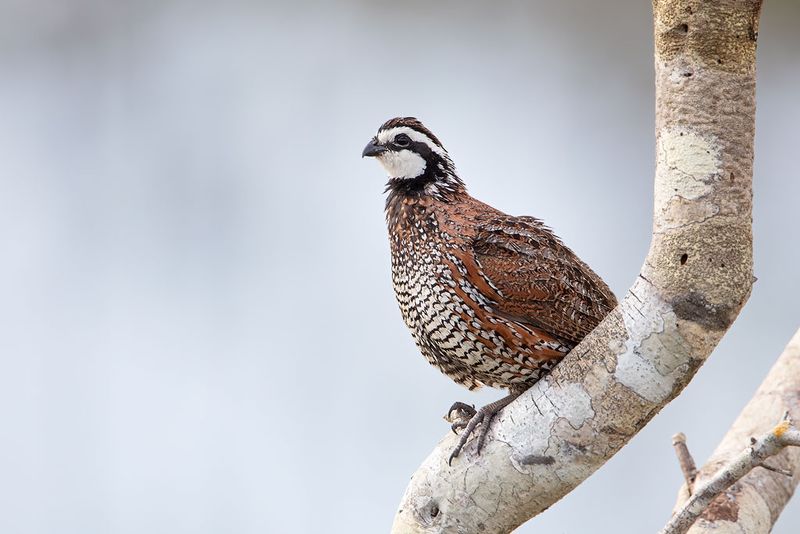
[363,117,617,462]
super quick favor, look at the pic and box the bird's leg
[448,390,523,465]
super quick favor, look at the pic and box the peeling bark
[669,329,800,534]
[391,1,761,532]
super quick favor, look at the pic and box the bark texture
[671,329,800,534]
[391,1,761,532]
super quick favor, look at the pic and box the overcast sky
[0,1,798,532]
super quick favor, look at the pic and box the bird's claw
[450,420,468,434]
[448,409,490,465]
[446,401,476,421]
[446,394,518,465]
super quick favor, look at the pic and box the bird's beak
[362,140,388,158]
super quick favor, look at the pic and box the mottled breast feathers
[384,187,616,390]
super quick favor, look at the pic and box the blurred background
[1,0,798,532]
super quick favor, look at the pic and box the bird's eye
[394,134,411,147]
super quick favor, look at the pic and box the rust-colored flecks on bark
[702,487,741,523]
[671,331,800,534]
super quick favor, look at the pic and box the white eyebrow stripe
[377,126,446,157]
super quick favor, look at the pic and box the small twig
[758,461,793,477]
[660,419,800,534]
[672,433,698,492]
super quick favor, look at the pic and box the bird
[362,117,617,463]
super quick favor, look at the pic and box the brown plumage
[363,117,617,461]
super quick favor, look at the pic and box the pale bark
[663,422,800,534]
[391,1,761,532]
[667,329,800,534]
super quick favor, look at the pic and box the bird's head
[362,117,464,198]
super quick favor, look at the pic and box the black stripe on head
[378,117,444,149]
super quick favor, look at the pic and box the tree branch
[673,433,698,492]
[665,328,800,534]
[391,1,761,532]
[662,419,800,534]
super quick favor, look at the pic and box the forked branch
[391,1,761,532]
[662,419,800,534]
[665,328,800,534]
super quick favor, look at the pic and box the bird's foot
[447,394,518,465]
[445,401,476,434]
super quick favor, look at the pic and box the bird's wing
[466,215,617,345]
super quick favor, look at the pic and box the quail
[363,117,617,463]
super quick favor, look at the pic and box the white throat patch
[377,149,426,179]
